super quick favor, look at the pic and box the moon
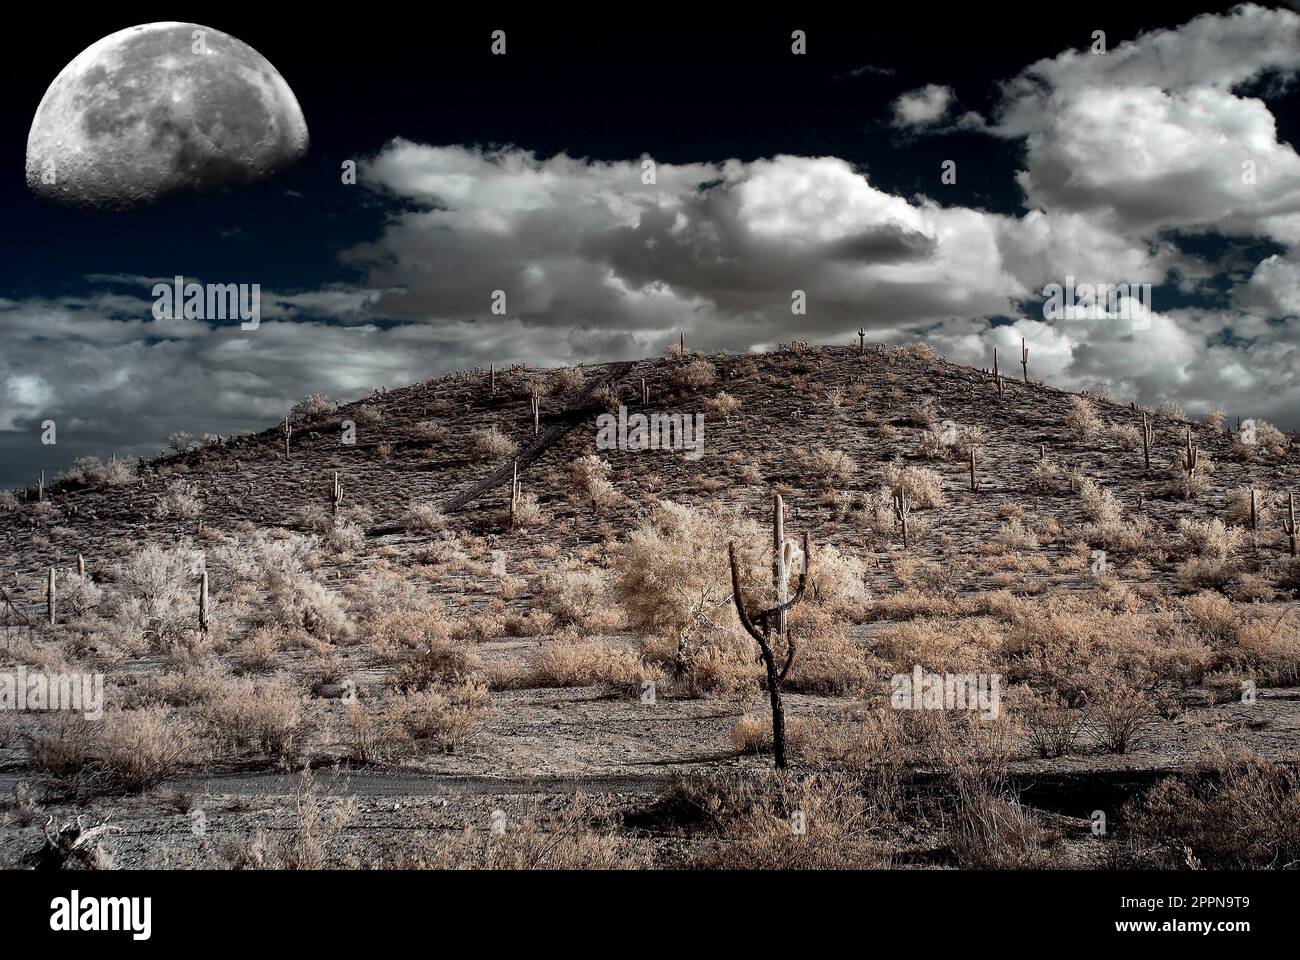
[26,22,308,210]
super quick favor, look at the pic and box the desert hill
[1,340,1298,869]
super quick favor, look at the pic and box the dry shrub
[385,680,488,751]
[29,709,195,797]
[290,393,337,421]
[154,480,201,520]
[1201,407,1227,432]
[537,569,620,630]
[386,795,637,869]
[550,366,586,395]
[881,461,944,508]
[613,500,765,693]
[507,491,545,529]
[1154,400,1186,421]
[471,425,518,461]
[1066,396,1102,439]
[1166,447,1216,499]
[1009,685,1087,758]
[781,609,875,695]
[1085,677,1157,753]
[1077,477,1122,525]
[1178,517,1243,561]
[404,501,448,532]
[689,774,889,869]
[225,770,355,869]
[1123,753,1300,869]
[201,674,305,761]
[670,359,717,392]
[104,543,207,654]
[992,518,1039,551]
[802,447,857,488]
[509,635,650,691]
[1108,423,1141,450]
[1028,458,1059,492]
[706,391,743,417]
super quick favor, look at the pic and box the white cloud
[891,84,954,127]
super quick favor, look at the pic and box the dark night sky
[2,2,1297,488]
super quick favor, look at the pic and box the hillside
[1,341,1298,870]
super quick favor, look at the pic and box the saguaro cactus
[995,374,1006,400]
[969,448,980,492]
[77,554,85,580]
[1249,487,1259,531]
[892,489,911,548]
[1141,413,1154,471]
[47,567,55,626]
[858,326,866,354]
[529,389,541,436]
[490,364,497,395]
[641,377,649,406]
[508,460,521,530]
[992,348,999,383]
[1181,428,1199,479]
[330,471,344,524]
[281,417,293,460]
[1020,338,1029,383]
[198,571,209,634]
[1284,492,1297,557]
[37,470,45,503]
[727,495,811,770]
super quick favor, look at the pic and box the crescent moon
[26,22,309,210]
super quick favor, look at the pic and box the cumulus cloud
[3,4,1300,488]
[891,84,955,127]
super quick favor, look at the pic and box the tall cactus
[281,417,293,460]
[198,571,209,635]
[529,389,541,437]
[1284,492,1297,557]
[893,489,911,548]
[969,448,979,492]
[1141,413,1154,471]
[330,471,344,524]
[857,326,866,354]
[47,567,56,626]
[1181,428,1199,478]
[1020,338,1029,383]
[727,494,811,770]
